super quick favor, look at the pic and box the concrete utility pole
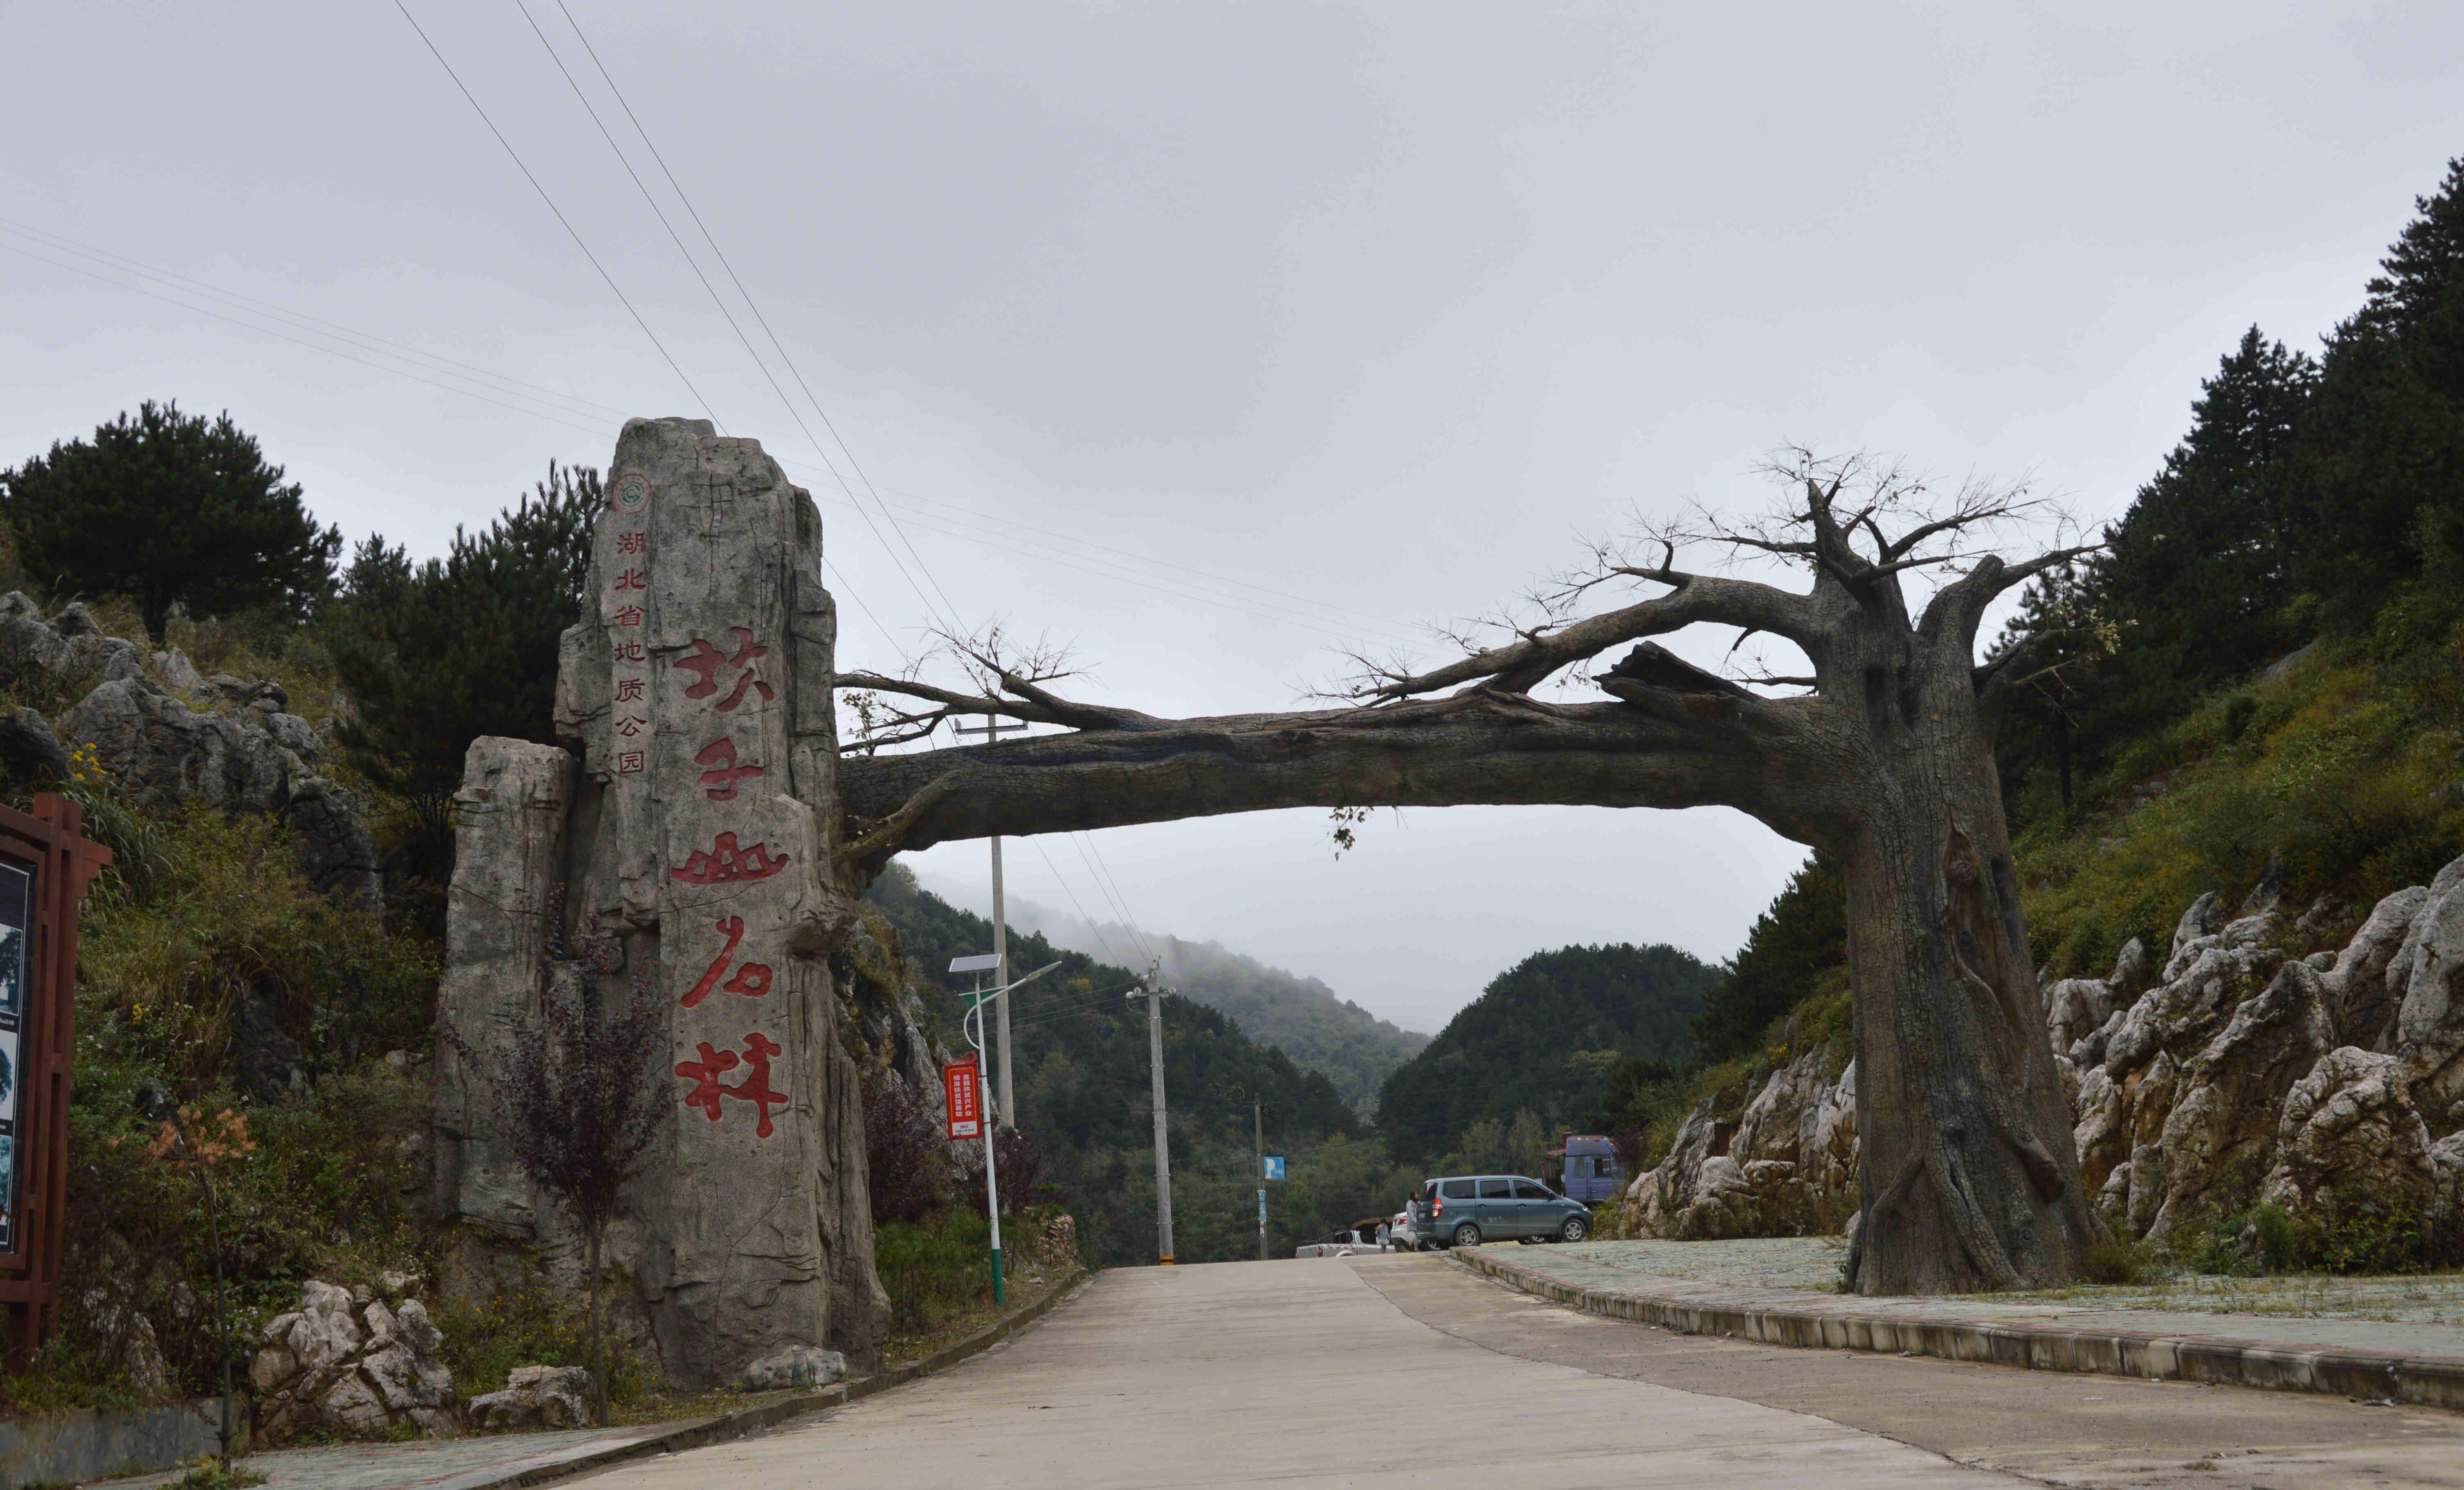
[1134,964,1175,1264]
[951,714,1026,1123]
[1255,1099,1268,1262]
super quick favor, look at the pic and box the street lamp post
[950,955,1060,1305]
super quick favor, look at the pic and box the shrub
[862,1070,953,1226]
[874,1207,994,1337]
[2081,1235,2153,1285]
[431,1278,652,1406]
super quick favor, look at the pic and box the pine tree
[2064,328,2316,766]
[327,462,596,844]
[0,401,340,640]
[2286,157,2464,625]
[1689,854,1847,1065]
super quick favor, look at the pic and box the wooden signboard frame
[0,794,111,1372]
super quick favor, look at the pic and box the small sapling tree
[445,886,666,1419]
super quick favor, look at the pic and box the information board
[0,858,28,1255]
[944,1056,983,1141]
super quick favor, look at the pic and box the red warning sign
[944,1055,983,1141]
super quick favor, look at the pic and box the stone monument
[435,418,886,1389]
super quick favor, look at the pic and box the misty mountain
[920,877,1428,1114]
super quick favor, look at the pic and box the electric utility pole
[951,713,1026,1123]
[1255,1099,1268,1262]
[1132,963,1175,1264]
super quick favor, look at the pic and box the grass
[2014,626,2464,976]
[162,1461,267,1490]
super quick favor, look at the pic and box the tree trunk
[586,1228,607,1424]
[1835,762,2095,1292]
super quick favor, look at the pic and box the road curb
[1454,1250,2464,1411]
[485,1269,1093,1490]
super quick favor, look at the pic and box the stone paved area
[91,1423,684,1490]
[1495,1240,2464,1358]
[1549,1237,2464,1324]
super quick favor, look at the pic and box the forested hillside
[861,865,1376,1263]
[960,891,1429,1114]
[1375,943,1717,1164]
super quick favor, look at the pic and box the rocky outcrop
[251,1280,457,1441]
[2259,1047,2437,1218]
[1626,1045,1852,1239]
[467,1365,596,1431]
[2387,861,2464,1132]
[2142,960,2335,1237]
[1626,850,2464,1253]
[738,1344,846,1392]
[0,592,388,909]
[59,676,382,908]
[0,593,143,701]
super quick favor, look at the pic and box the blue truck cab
[1553,1135,1625,1203]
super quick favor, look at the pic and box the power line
[5,215,1426,651]
[0,219,632,427]
[542,0,967,637]
[1069,832,1155,968]
[508,0,955,644]
[1027,838,1130,970]
[387,0,720,427]
[0,242,617,440]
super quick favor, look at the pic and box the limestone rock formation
[1625,848,2464,1253]
[0,593,143,700]
[2142,960,2335,1238]
[467,1365,597,1431]
[252,1280,457,1441]
[2259,1046,2437,1218]
[438,419,892,1394]
[738,1343,847,1392]
[2388,861,2464,1131]
[433,737,575,1238]
[1624,1045,1854,1239]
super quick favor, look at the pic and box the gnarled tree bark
[836,467,2099,1293]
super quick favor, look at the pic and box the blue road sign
[1263,1155,1286,1180]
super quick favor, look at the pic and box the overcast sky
[5,4,2462,1033]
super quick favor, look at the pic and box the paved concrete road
[589,1256,2003,1488]
[579,1253,2464,1490]
[1361,1251,2464,1489]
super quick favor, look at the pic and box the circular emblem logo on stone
[610,472,652,513]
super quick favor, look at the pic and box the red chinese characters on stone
[693,739,763,801]
[614,568,647,591]
[675,1032,788,1137]
[674,627,775,712]
[614,640,646,663]
[614,678,645,703]
[615,715,648,738]
[616,750,645,775]
[682,915,774,1009]
[615,605,645,629]
[615,531,647,555]
[670,832,789,884]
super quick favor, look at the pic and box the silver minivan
[1406,1173,1591,1248]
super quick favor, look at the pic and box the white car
[1293,1225,1387,1258]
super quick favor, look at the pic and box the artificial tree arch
[833,456,2097,1294]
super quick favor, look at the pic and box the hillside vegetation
[970,892,1428,1114]
[1375,943,1717,1165]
